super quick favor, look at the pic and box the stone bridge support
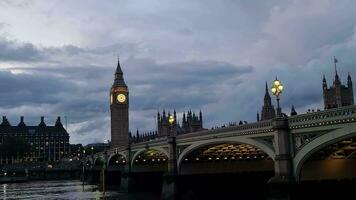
[161,133,178,200]
[270,117,294,183]
[119,147,133,192]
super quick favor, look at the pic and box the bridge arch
[294,124,356,180]
[177,137,275,172]
[108,153,127,166]
[94,156,106,167]
[108,152,127,162]
[131,147,169,166]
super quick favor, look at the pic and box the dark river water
[0,180,159,200]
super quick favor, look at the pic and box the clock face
[110,94,113,105]
[117,94,126,103]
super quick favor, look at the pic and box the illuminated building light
[216,157,220,160]
[143,159,146,162]
[157,159,160,161]
[135,160,138,162]
[185,158,188,161]
[196,158,199,161]
[231,157,235,159]
[239,156,242,159]
[163,158,166,161]
[115,160,119,163]
[122,160,126,163]
[224,157,227,160]
[208,157,212,160]
[152,159,155,161]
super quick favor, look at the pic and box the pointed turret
[113,56,127,87]
[257,112,260,122]
[264,81,272,105]
[348,72,352,85]
[39,116,46,127]
[116,56,123,74]
[333,57,341,85]
[1,116,11,126]
[290,105,297,116]
[174,110,177,123]
[55,116,63,127]
[322,75,327,90]
[18,116,26,127]
[261,82,275,120]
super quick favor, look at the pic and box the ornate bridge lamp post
[269,77,293,185]
[162,114,178,200]
[271,77,284,117]
[168,115,177,175]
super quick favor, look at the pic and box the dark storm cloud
[0,70,72,106]
[123,58,253,110]
[2,0,356,144]
[0,38,44,61]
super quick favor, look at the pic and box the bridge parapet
[177,119,274,139]
[289,105,356,129]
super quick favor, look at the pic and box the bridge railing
[289,105,356,128]
[177,119,274,139]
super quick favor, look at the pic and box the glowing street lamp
[168,115,175,125]
[271,77,284,117]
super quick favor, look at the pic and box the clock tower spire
[110,57,129,148]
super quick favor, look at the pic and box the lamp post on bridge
[269,77,294,185]
[168,114,177,175]
[271,77,284,117]
[162,114,178,200]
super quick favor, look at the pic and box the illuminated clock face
[117,94,126,103]
[110,94,113,105]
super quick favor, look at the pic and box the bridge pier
[270,117,294,183]
[119,170,134,192]
[162,133,178,200]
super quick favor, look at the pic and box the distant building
[323,62,354,109]
[0,116,70,163]
[157,110,204,136]
[257,83,276,121]
[110,57,129,148]
[85,142,110,154]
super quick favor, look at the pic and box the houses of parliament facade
[109,57,355,148]
[257,60,354,121]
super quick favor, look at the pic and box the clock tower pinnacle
[110,57,129,148]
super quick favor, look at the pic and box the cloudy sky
[0,0,356,144]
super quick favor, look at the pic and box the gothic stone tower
[110,57,129,148]
[323,61,354,109]
[259,82,276,121]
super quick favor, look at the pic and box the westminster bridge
[84,105,356,198]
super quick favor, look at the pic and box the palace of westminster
[110,58,354,147]
[0,57,354,161]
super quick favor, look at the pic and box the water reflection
[0,180,127,200]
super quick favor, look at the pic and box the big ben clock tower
[110,57,129,148]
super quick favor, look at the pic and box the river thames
[0,180,159,200]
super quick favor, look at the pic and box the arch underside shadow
[130,147,168,167]
[177,137,276,173]
[131,148,168,172]
[108,154,126,166]
[94,156,105,166]
[294,123,356,180]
